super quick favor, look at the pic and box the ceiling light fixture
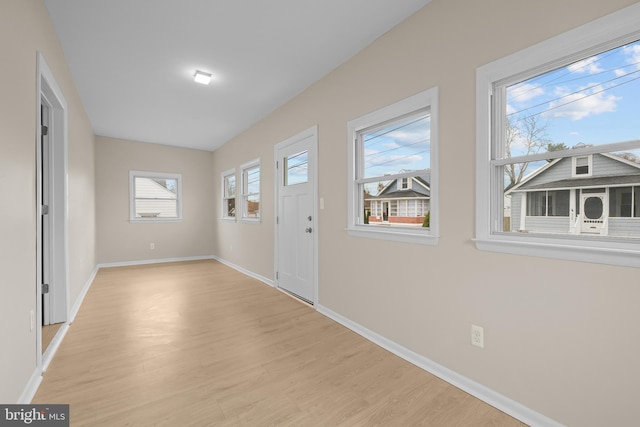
[194,70,212,85]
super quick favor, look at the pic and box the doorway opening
[37,52,69,364]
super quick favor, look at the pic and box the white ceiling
[44,0,431,151]
[45,0,430,150]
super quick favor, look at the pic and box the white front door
[581,192,607,234]
[275,126,317,304]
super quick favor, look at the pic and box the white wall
[0,0,96,403]
[211,1,640,425]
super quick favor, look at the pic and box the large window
[476,3,640,267]
[221,168,236,220]
[129,171,182,222]
[241,159,260,221]
[526,191,570,217]
[348,88,438,245]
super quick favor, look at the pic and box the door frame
[36,52,69,365]
[273,125,318,305]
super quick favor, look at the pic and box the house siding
[525,216,570,233]
[511,194,522,231]
[609,218,640,237]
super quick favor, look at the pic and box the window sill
[221,217,236,222]
[474,235,640,268]
[130,218,182,223]
[348,225,438,246]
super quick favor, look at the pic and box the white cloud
[567,55,603,74]
[623,43,640,70]
[388,129,429,145]
[544,84,620,120]
[382,142,401,149]
[614,45,640,76]
[508,82,544,103]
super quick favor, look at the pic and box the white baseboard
[70,265,98,323]
[41,324,70,372]
[20,265,99,403]
[97,255,215,269]
[210,255,275,288]
[17,369,43,404]
[316,304,564,427]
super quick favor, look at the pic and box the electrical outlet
[471,324,484,348]
[150,243,155,250]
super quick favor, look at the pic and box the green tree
[422,211,430,228]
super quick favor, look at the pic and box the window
[241,159,260,221]
[348,87,438,244]
[476,3,640,267]
[221,168,236,220]
[284,150,308,186]
[572,155,592,177]
[129,171,182,221]
[610,186,640,217]
[526,191,570,217]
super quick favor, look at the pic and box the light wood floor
[42,322,63,352]
[33,260,525,426]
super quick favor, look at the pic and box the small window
[221,169,236,220]
[572,156,592,177]
[129,171,182,222]
[476,3,640,267]
[348,87,438,245]
[285,150,308,186]
[241,159,260,221]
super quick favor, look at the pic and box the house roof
[365,189,429,200]
[512,174,640,191]
[377,173,430,196]
[506,153,640,194]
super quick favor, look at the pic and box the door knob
[308,216,312,221]
[305,227,313,233]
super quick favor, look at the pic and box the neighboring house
[506,153,640,237]
[134,177,178,218]
[366,174,430,225]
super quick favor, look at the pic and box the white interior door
[275,126,317,304]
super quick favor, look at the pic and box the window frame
[129,170,182,223]
[347,87,439,245]
[221,168,236,221]
[572,155,593,178]
[475,3,640,268]
[240,159,261,223]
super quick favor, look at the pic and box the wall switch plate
[150,243,155,250]
[471,324,484,348]
[30,309,35,332]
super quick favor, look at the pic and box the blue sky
[363,114,431,179]
[506,38,640,157]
